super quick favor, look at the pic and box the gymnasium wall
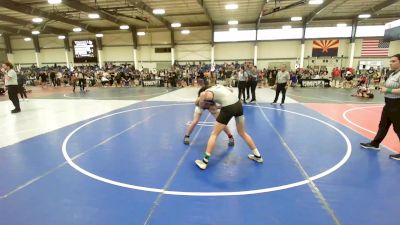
[175,44,211,62]
[4,29,400,69]
[388,40,400,55]
[214,42,254,61]
[0,37,6,63]
[0,37,5,49]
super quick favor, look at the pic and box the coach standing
[3,62,21,113]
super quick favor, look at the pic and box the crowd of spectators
[0,61,391,96]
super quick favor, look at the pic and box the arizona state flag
[312,40,339,57]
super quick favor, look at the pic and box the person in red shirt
[332,67,342,88]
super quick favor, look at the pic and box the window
[257,28,303,40]
[305,26,352,38]
[214,30,256,42]
[356,25,385,37]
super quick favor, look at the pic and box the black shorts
[216,101,243,125]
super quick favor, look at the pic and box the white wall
[214,42,254,61]
[40,36,64,49]
[174,30,211,44]
[352,58,389,68]
[11,38,34,50]
[102,33,133,46]
[175,44,211,61]
[389,40,400,55]
[258,40,301,59]
[13,50,36,64]
[102,46,134,62]
[7,30,400,69]
[0,37,5,49]
[0,38,6,62]
[137,45,171,62]
[138,31,171,45]
[257,59,296,70]
[40,49,67,64]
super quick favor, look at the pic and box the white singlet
[207,85,237,107]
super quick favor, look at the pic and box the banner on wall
[361,39,389,56]
[312,40,339,57]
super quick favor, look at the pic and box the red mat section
[305,103,399,153]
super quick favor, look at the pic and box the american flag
[361,39,390,56]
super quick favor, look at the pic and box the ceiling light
[291,17,302,21]
[358,14,371,19]
[171,23,181,28]
[32,17,43,23]
[24,37,32,41]
[48,0,62,4]
[73,27,82,32]
[95,33,103,37]
[229,28,238,32]
[31,30,40,35]
[58,35,66,40]
[88,13,100,19]
[282,25,292,29]
[225,4,238,10]
[337,23,347,27]
[120,25,129,30]
[309,0,323,4]
[137,31,146,36]
[181,30,190,35]
[153,9,165,15]
[228,20,238,25]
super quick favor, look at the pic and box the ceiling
[0,0,399,37]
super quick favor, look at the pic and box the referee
[360,54,400,160]
[272,64,290,105]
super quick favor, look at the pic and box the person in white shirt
[272,65,291,105]
[360,54,400,160]
[2,62,21,113]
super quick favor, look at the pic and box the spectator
[2,62,21,113]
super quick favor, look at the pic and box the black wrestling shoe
[11,109,21,113]
[184,136,190,145]
[360,142,380,150]
[228,137,235,146]
[389,154,400,161]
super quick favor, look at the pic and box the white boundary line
[186,121,214,127]
[342,105,397,153]
[63,89,170,99]
[287,94,374,104]
[342,105,382,134]
[62,103,352,196]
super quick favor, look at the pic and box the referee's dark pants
[238,80,246,101]
[371,98,400,145]
[7,85,20,111]
[250,80,257,101]
[246,80,250,99]
[18,84,27,98]
[78,78,85,91]
[273,83,287,104]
